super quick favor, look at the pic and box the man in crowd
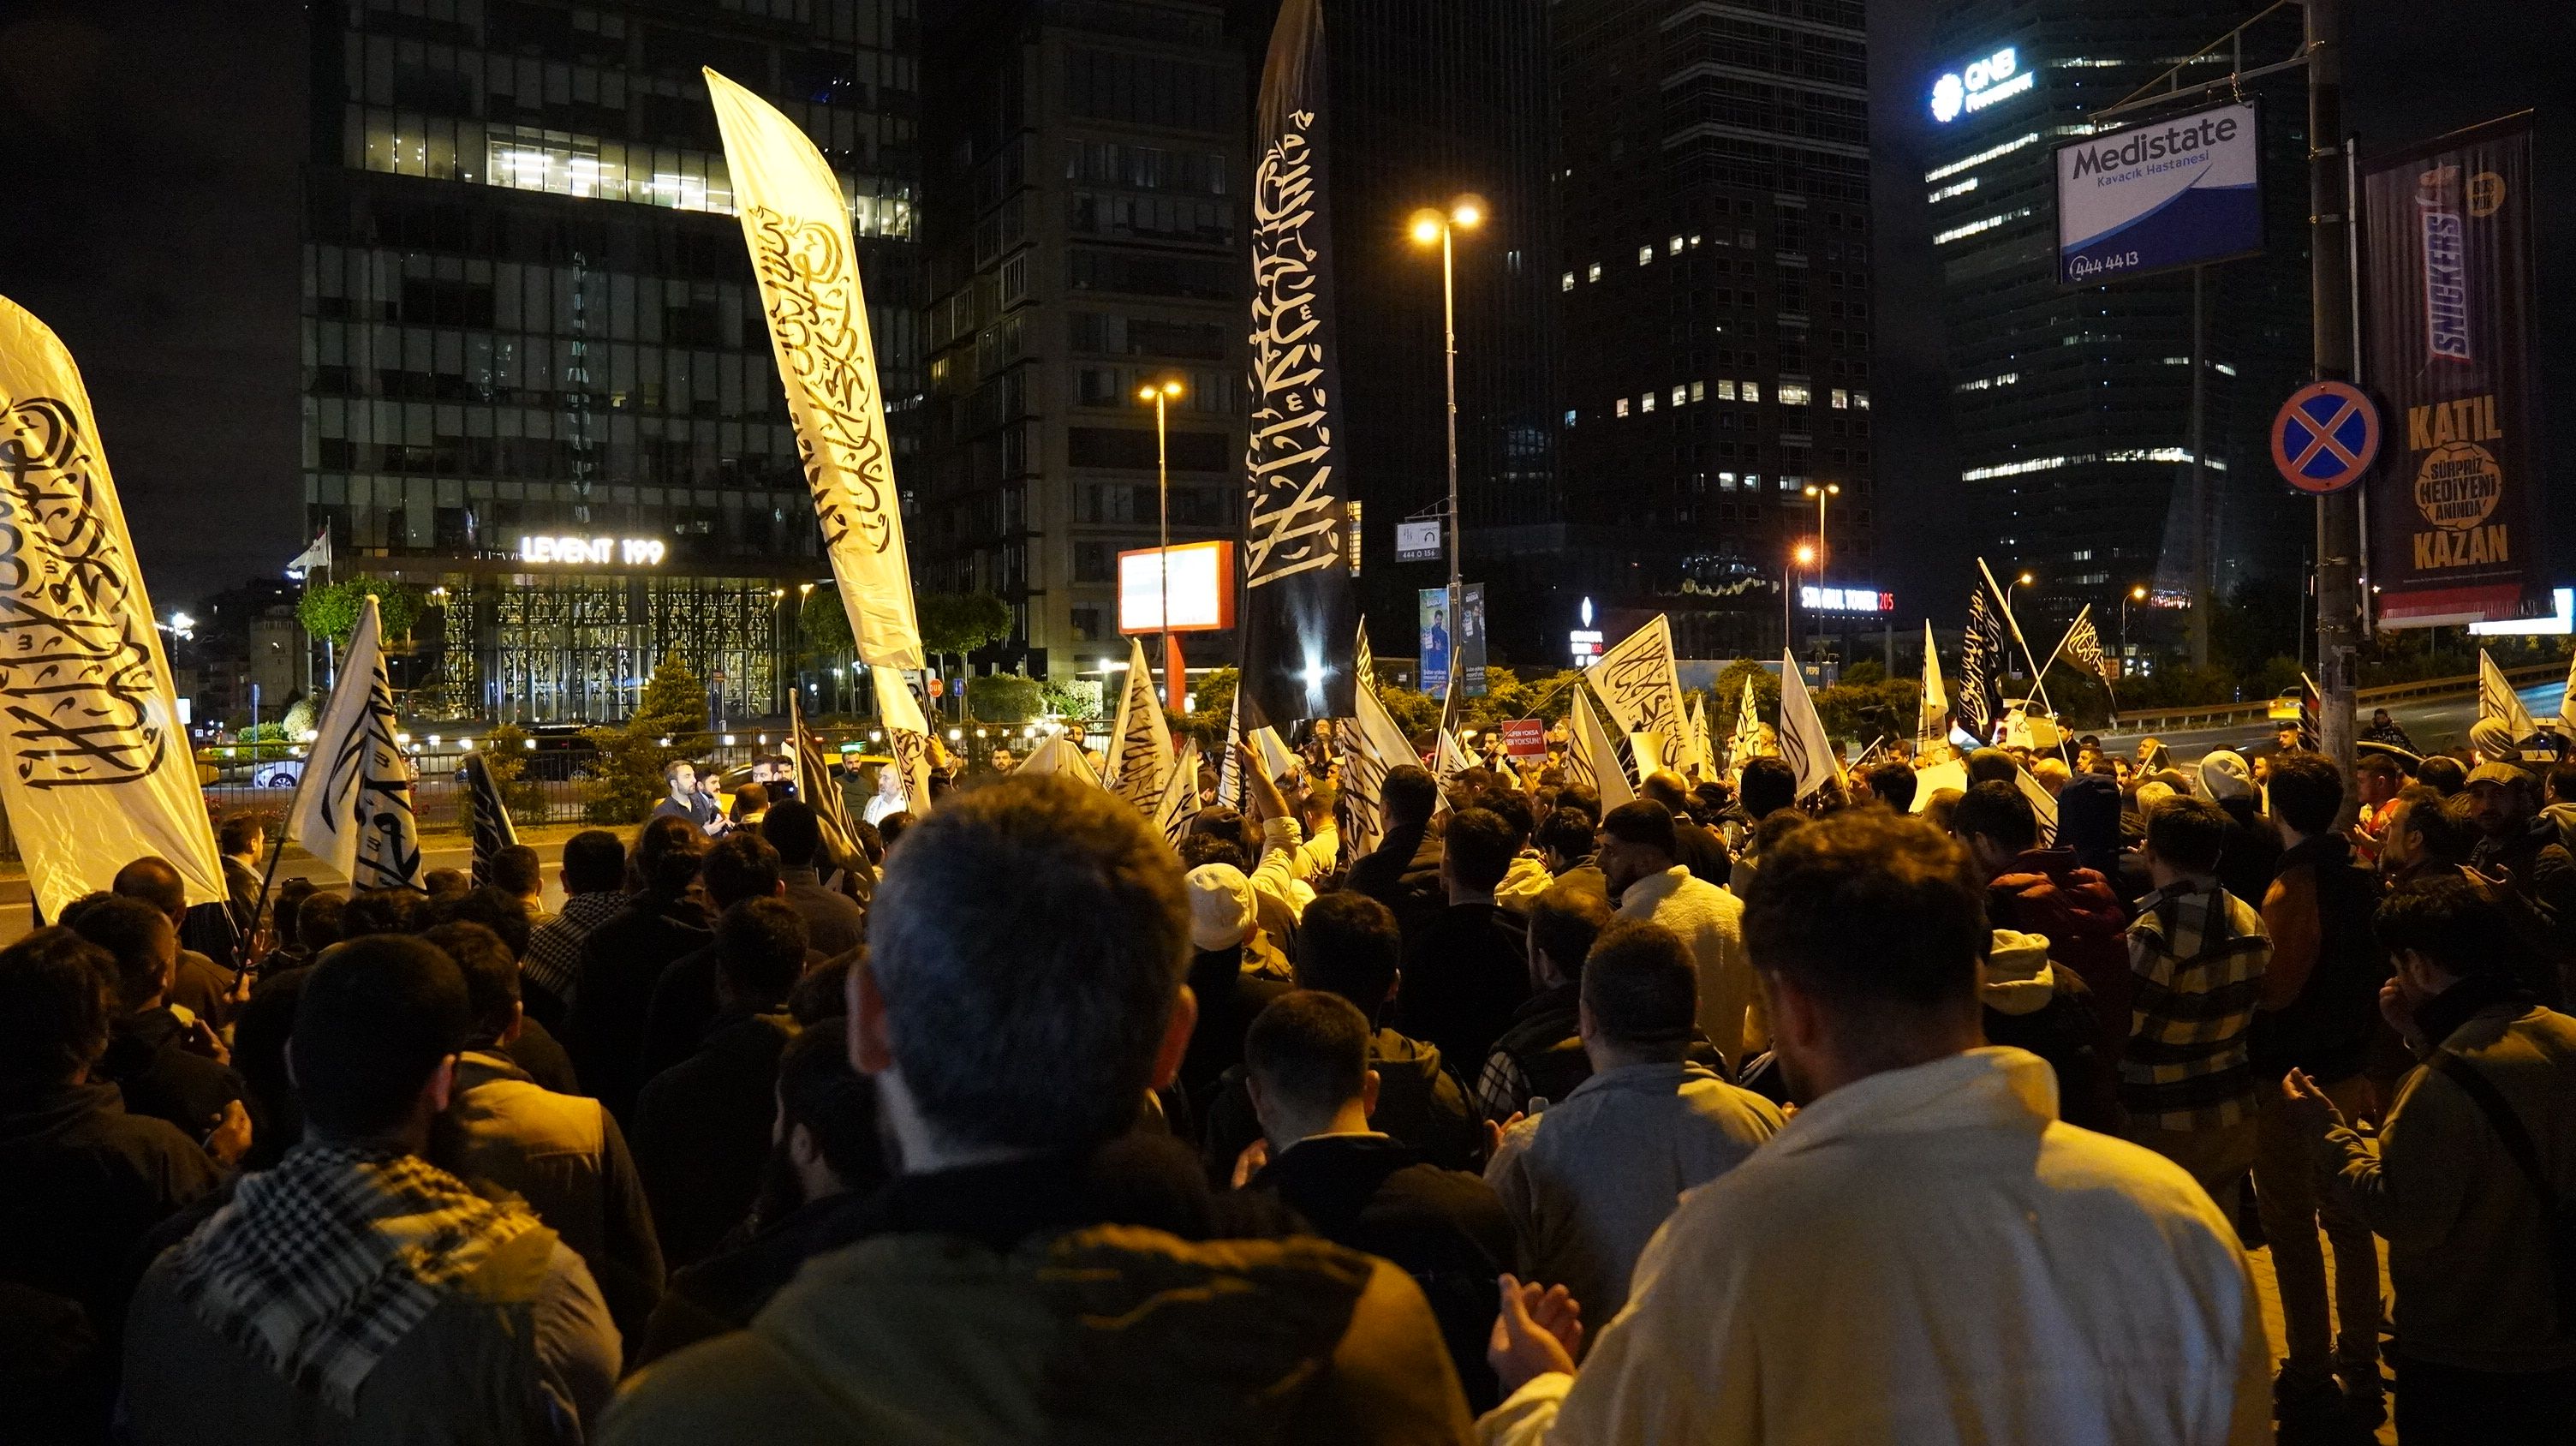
[1598,800,1757,1070]
[2350,752,2408,869]
[1723,757,1798,884]
[632,899,809,1270]
[603,776,1471,1440]
[112,857,240,1028]
[67,894,251,1163]
[1639,771,1731,884]
[427,919,665,1346]
[2463,760,2576,1002]
[491,844,551,926]
[1178,862,1295,1106]
[2255,752,2390,1429]
[1952,780,2130,1046]
[2379,786,2476,887]
[641,831,792,1084]
[760,801,868,958]
[1400,808,1533,1074]
[522,829,627,1026]
[2361,707,2417,751]
[2123,796,2270,1208]
[1242,989,1519,1410]
[2285,875,2576,1445]
[0,928,224,1441]
[1532,808,1604,898]
[124,937,619,1442]
[1345,764,1448,936]
[1479,880,1613,1124]
[1853,759,1917,814]
[1484,917,1783,1325]
[218,814,265,940]
[654,759,722,833]
[569,816,712,1121]
[1482,810,2269,1443]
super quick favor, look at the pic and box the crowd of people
[3,714,2571,1444]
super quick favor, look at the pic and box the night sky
[0,1,2567,625]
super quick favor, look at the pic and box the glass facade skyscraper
[303,0,921,721]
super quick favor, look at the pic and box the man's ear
[1360,1067,1381,1119]
[1148,985,1199,1093]
[849,957,895,1076]
[426,1053,458,1114]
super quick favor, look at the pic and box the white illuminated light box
[517,535,668,566]
[2467,587,2574,636]
[1118,541,1237,633]
[1929,45,2030,124]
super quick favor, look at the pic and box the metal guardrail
[2110,660,2563,734]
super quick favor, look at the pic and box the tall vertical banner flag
[458,753,518,887]
[707,69,924,671]
[1918,620,1952,753]
[871,665,933,812]
[289,596,424,891]
[2360,114,2546,628]
[1956,583,2008,742]
[790,694,864,872]
[1775,650,1839,801]
[0,298,225,916]
[2478,650,2537,741]
[1153,740,1205,845]
[1571,686,1634,811]
[1241,0,1358,726]
[1726,675,1763,773]
[1106,636,1174,809]
[1585,615,1689,760]
[1340,622,1418,860]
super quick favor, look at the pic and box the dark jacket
[1345,822,1446,938]
[1250,1134,1519,1413]
[1671,817,1732,887]
[1200,1026,1484,1183]
[1981,971,2120,1133]
[632,1190,874,1368]
[2215,797,2285,909]
[1481,982,1589,1122]
[1400,900,1535,1078]
[499,1015,581,1097]
[567,893,713,1123]
[597,1140,1474,1445]
[165,947,238,1031]
[2254,833,2392,1082]
[778,867,867,958]
[1181,946,1294,1108]
[95,1008,245,1146]
[0,1082,221,1439]
[1986,847,2132,1039]
[2055,774,2126,881]
[631,1008,799,1270]
[2471,816,2576,1007]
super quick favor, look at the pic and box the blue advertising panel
[1417,587,1451,697]
[2055,102,2261,285]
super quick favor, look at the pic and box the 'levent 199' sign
[1930,45,2030,124]
[517,535,668,566]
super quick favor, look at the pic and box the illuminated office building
[1923,2,2308,630]
[303,0,921,721]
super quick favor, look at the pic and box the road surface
[2097,679,2560,766]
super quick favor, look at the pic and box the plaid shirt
[2124,878,2270,1130]
[522,890,625,1004]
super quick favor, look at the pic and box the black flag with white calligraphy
[1957,584,2007,743]
[1240,0,1357,729]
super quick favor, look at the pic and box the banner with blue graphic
[2055,103,2261,286]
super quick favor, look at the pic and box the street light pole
[2307,0,2360,786]
[2122,583,2146,670]
[1803,482,1840,662]
[1139,378,1184,711]
[1411,197,1484,693]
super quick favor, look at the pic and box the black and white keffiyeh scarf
[164,1141,541,1413]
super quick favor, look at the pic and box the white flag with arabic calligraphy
[708,69,923,672]
[1572,686,1634,810]
[289,595,424,891]
[1584,615,1690,749]
[1106,635,1173,810]
[0,297,226,916]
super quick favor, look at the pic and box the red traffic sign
[2270,380,2381,494]
[926,678,945,698]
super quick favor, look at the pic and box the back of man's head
[1638,771,1691,815]
[1295,890,1402,1012]
[1554,782,1601,824]
[341,887,425,937]
[1861,761,1917,813]
[1600,799,1679,860]
[1580,919,1699,1056]
[1737,757,1797,819]
[1382,765,1440,827]
[2400,787,2478,869]
[1535,807,1595,863]
[1473,786,1536,846]
[777,1019,886,1196]
[1298,780,1339,828]
[297,891,349,954]
[702,830,785,910]
[2375,874,2515,980]
[218,814,264,857]
[1528,879,1612,982]
[67,894,176,1013]
[763,801,826,867]
[292,936,472,1142]
[1244,990,1371,1124]
[2143,796,2228,876]
[1444,808,1518,893]
[424,868,471,899]
[1964,748,2019,787]
[868,775,1190,1155]
[718,898,808,1004]
[0,929,117,1096]
[2268,752,2345,836]
[429,886,534,961]
[2549,761,2576,805]
[2417,754,2467,797]
[422,921,521,1047]
[637,815,708,897]
[490,845,544,899]
[110,856,187,923]
[1743,810,1984,1033]
[1177,831,1249,873]
[1950,780,2038,855]
[561,829,627,895]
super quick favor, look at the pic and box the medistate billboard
[2055,102,2260,285]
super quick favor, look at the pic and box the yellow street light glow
[2017,571,2035,586]
[1793,543,1817,566]
[2131,584,2149,601]
[1451,199,1483,229]
[1408,208,1446,245]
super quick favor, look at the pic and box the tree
[480,722,550,822]
[297,578,425,648]
[801,584,854,659]
[1709,660,1781,738]
[917,591,1013,666]
[583,652,712,823]
[969,673,1044,723]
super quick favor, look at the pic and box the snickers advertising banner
[2360,113,2546,628]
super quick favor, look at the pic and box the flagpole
[246,658,347,954]
[1978,558,2073,763]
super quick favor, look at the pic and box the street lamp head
[1793,543,1817,567]
[2017,572,2035,586]
[2131,584,2148,601]
[1451,194,1487,230]
[1160,379,1184,398]
[1408,208,1446,246]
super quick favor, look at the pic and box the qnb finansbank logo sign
[1929,46,2030,124]
[2055,102,2262,285]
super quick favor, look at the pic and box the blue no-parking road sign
[2270,380,2381,494]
